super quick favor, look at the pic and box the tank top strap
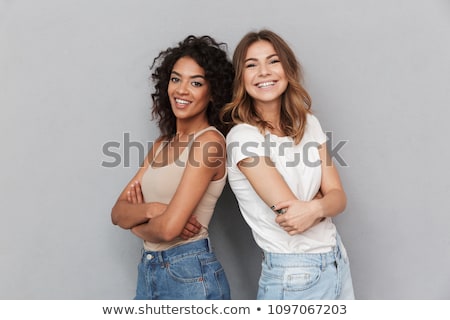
[188,126,225,147]
[150,127,223,166]
[149,139,169,166]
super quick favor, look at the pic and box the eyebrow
[244,53,279,63]
[171,70,205,79]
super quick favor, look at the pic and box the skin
[111,56,225,242]
[238,40,347,235]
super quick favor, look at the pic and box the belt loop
[321,254,326,271]
[157,251,164,265]
[334,232,342,266]
[206,238,212,253]
[262,251,271,268]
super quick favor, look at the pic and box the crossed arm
[111,131,224,242]
[238,142,346,235]
[112,180,201,240]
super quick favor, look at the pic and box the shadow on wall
[209,183,261,300]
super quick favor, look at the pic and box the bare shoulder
[195,130,225,154]
[195,129,225,143]
[187,130,226,173]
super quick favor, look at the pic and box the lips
[175,98,190,105]
[256,81,276,88]
[173,98,191,108]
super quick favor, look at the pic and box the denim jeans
[257,234,355,300]
[134,238,230,300]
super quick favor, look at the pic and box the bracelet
[271,205,286,215]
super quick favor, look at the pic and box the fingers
[134,181,143,203]
[127,181,144,204]
[180,229,195,240]
[275,212,287,224]
[180,216,202,239]
[130,185,137,204]
[179,226,198,240]
[184,221,201,234]
[270,201,292,214]
[276,214,302,234]
[187,215,202,229]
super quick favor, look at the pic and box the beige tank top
[140,126,226,251]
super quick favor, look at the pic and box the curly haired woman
[112,35,234,300]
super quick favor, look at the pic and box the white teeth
[257,81,275,88]
[175,98,190,105]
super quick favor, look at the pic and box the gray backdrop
[1,0,449,299]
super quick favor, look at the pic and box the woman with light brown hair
[222,29,354,299]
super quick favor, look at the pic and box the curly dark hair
[150,35,234,138]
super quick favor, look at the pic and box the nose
[258,63,271,77]
[175,80,189,94]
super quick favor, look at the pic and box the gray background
[1,0,449,299]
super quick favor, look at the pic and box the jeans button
[146,254,153,260]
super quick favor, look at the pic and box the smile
[256,81,276,88]
[175,98,190,105]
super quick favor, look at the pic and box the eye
[269,59,281,64]
[191,81,203,87]
[170,77,180,83]
[245,63,256,68]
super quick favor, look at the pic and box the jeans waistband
[262,235,344,269]
[142,238,211,264]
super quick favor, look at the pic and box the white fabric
[226,114,337,253]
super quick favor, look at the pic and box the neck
[175,117,209,139]
[255,101,281,127]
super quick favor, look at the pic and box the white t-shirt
[226,113,337,253]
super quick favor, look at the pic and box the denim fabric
[134,238,230,300]
[257,234,355,300]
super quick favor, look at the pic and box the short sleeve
[226,124,269,166]
[307,114,327,145]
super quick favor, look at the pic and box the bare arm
[274,142,347,234]
[238,142,344,235]
[123,181,202,238]
[312,142,347,216]
[111,140,169,229]
[238,156,298,207]
[111,181,168,229]
[131,131,226,242]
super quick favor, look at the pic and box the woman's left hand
[127,181,202,240]
[273,199,323,235]
[127,181,143,204]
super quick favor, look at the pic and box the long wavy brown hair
[221,29,311,144]
[151,35,234,138]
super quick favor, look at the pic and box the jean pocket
[166,254,203,283]
[284,266,322,292]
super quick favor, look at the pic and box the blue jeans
[257,234,355,300]
[134,238,230,300]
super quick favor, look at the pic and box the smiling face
[243,40,288,110]
[168,56,211,123]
